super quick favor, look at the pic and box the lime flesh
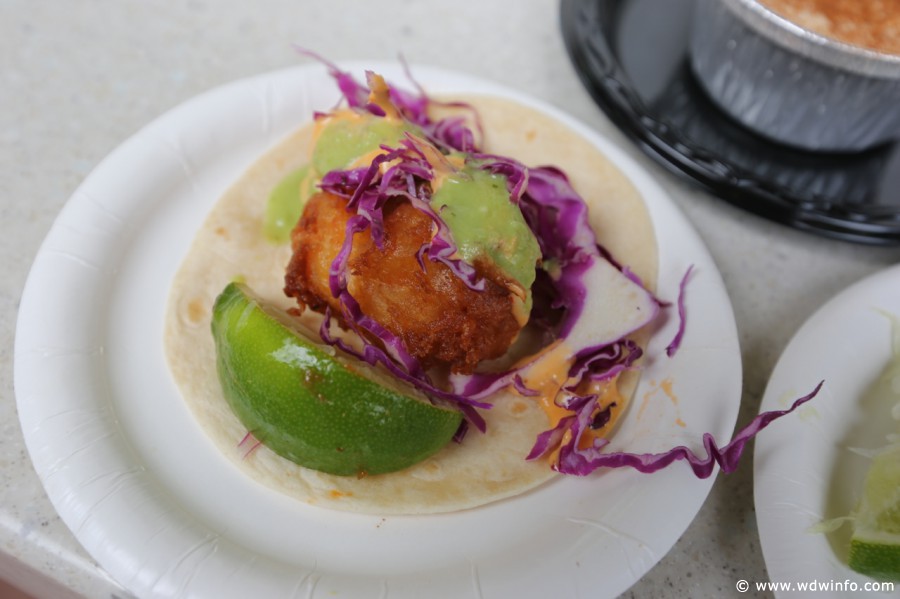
[211,282,463,476]
[849,445,900,580]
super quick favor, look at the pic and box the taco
[163,64,660,514]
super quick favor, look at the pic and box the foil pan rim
[723,0,900,78]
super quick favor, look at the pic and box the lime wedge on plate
[849,444,900,580]
[211,282,463,477]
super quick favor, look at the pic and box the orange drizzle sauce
[660,377,678,406]
[516,341,627,462]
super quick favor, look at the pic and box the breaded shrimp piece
[284,191,524,374]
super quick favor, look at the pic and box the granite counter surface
[2,1,899,598]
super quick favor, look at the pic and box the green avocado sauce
[263,165,314,244]
[264,113,418,244]
[312,115,416,175]
[431,165,540,304]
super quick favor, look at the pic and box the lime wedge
[211,282,462,476]
[849,444,900,580]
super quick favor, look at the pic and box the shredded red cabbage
[292,54,820,478]
[532,381,824,476]
[666,265,694,358]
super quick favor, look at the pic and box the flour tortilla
[164,95,658,514]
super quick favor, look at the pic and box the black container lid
[560,0,900,245]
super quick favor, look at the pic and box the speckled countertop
[2,1,900,598]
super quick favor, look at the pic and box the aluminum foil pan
[689,0,900,152]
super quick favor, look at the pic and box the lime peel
[211,282,463,477]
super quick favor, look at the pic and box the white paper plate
[15,62,740,598]
[755,263,900,597]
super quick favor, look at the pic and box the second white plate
[756,263,900,597]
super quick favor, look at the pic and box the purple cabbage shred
[535,381,824,477]
[666,265,694,358]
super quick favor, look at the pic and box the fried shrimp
[284,191,525,373]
